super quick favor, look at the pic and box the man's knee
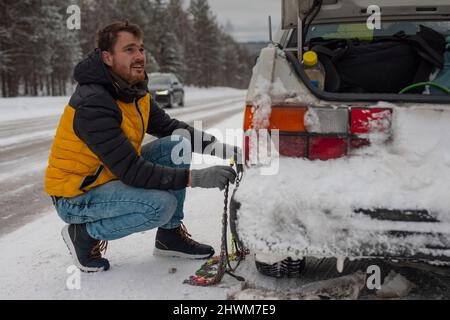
[148,192,178,226]
[167,135,192,166]
[141,135,191,167]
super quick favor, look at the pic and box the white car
[231,0,450,279]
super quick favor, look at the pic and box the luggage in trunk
[308,25,446,94]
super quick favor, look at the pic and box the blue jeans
[53,135,190,241]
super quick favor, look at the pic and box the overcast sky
[188,0,282,43]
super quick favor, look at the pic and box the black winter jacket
[70,49,215,190]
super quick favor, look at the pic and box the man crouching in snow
[45,21,241,272]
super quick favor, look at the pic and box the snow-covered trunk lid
[282,0,450,28]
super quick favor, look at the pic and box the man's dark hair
[97,20,143,53]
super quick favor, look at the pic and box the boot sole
[61,225,107,273]
[153,247,214,260]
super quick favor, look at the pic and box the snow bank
[0,97,69,123]
[183,86,246,102]
[235,106,450,258]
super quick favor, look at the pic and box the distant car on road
[148,73,184,108]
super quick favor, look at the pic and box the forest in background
[0,0,255,97]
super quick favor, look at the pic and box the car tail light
[244,104,393,164]
[309,136,348,160]
[244,105,254,131]
[350,108,392,134]
[244,134,250,163]
[244,105,307,132]
[269,106,307,132]
[244,105,307,163]
[305,107,348,134]
[277,135,307,158]
[350,108,392,149]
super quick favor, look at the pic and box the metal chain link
[207,167,246,285]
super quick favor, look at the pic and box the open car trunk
[282,0,450,102]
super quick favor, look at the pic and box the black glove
[211,142,244,175]
[191,166,237,191]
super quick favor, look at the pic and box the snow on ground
[0,96,69,124]
[180,86,246,103]
[236,105,450,259]
[0,86,245,124]
[0,129,57,149]
[0,112,250,300]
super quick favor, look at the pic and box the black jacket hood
[74,49,117,97]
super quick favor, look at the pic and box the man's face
[102,31,146,85]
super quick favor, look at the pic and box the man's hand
[212,142,244,175]
[190,166,237,191]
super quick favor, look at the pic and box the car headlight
[156,90,169,95]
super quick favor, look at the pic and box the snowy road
[0,88,246,236]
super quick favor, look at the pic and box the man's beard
[129,64,145,84]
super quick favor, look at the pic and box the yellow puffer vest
[45,94,150,198]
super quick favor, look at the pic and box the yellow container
[302,51,325,90]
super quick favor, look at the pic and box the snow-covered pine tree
[148,0,185,79]
[236,44,253,88]
[45,0,82,96]
[0,0,39,96]
[78,0,120,56]
[113,0,160,73]
[0,0,78,96]
[166,0,191,82]
[157,31,185,76]
[0,0,253,96]
[0,0,15,97]
[188,0,221,88]
[218,31,240,87]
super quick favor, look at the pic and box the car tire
[179,93,185,107]
[255,257,306,278]
[168,94,174,108]
[255,256,394,283]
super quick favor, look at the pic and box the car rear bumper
[154,94,170,107]
[230,193,450,263]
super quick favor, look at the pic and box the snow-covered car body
[232,0,450,275]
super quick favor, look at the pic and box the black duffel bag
[310,25,446,94]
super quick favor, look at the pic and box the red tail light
[244,134,250,163]
[309,137,348,160]
[278,135,307,158]
[350,108,392,134]
[244,104,393,164]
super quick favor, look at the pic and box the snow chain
[184,161,249,286]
